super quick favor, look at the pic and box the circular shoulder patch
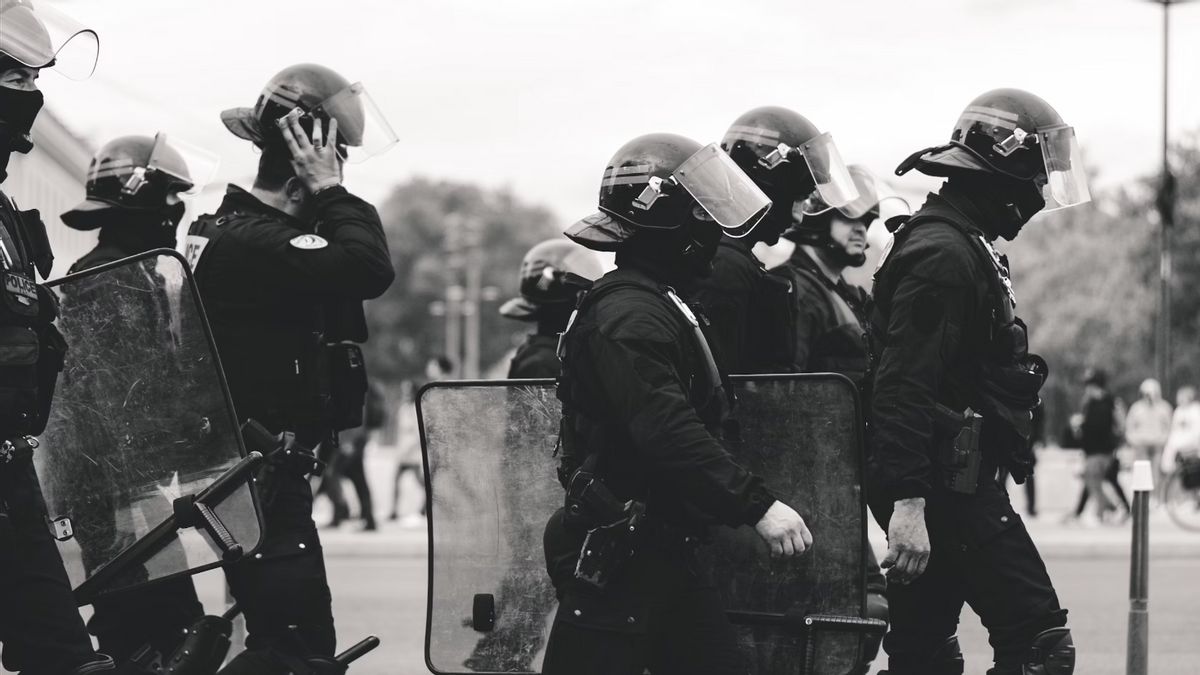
[289,234,328,250]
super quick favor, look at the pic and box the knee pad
[1024,628,1074,675]
[882,635,964,675]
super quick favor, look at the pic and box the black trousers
[541,512,742,675]
[222,464,336,667]
[0,461,100,674]
[870,478,1067,673]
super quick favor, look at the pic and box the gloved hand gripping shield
[0,0,98,80]
[417,375,879,675]
[34,251,264,605]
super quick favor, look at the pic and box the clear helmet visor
[145,132,220,195]
[1039,125,1090,211]
[0,0,98,80]
[312,82,398,163]
[674,143,772,238]
[797,164,911,223]
[797,132,858,208]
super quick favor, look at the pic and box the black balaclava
[73,204,187,253]
[947,171,1045,241]
[535,303,575,337]
[0,85,45,182]
[615,215,723,290]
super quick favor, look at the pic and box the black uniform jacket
[868,187,996,503]
[692,238,759,373]
[774,246,871,380]
[508,333,560,379]
[692,237,795,374]
[186,185,394,429]
[560,266,775,531]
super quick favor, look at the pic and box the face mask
[680,216,722,279]
[0,87,45,153]
[994,178,1046,241]
[0,87,44,182]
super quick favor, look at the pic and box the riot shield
[34,249,263,602]
[419,374,871,675]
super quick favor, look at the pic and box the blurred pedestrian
[1069,369,1129,524]
[390,356,451,524]
[1161,386,1200,476]
[319,381,385,531]
[1125,378,1173,502]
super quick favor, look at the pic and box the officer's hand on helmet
[754,500,813,558]
[881,497,930,585]
[280,112,343,194]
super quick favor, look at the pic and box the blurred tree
[363,178,562,382]
[1004,133,1200,439]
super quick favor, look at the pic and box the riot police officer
[186,63,397,672]
[869,88,1086,674]
[63,134,213,272]
[693,106,857,373]
[0,1,115,672]
[778,165,907,382]
[775,164,905,673]
[498,238,603,378]
[543,133,812,675]
[59,134,211,668]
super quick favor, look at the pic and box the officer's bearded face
[829,216,868,258]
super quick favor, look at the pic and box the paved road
[266,519,1198,675]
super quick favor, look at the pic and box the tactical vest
[555,277,728,487]
[0,192,66,438]
[780,261,870,381]
[187,213,368,432]
[870,201,1047,458]
[718,241,798,373]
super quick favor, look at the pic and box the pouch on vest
[324,341,368,431]
[0,324,39,433]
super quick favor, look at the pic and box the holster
[574,502,646,591]
[932,404,984,495]
[562,459,647,590]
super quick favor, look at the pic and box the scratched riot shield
[419,374,873,675]
[709,374,875,674]
[419,380,562,674]
[34,249,263,603]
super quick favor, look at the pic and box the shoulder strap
[888,208,1015,325]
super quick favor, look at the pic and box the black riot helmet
[499,239,604,321]
[721,106,858,236]
[896,88,1091,211]
[0,0,97,169]
[221,63,397,162]
[566,133,771,251]
[60,133,218,230]
[0,0,97,79]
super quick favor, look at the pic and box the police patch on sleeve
[289,234,328,250]
[184,235,209,270]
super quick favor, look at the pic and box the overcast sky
[37,0,1200,225]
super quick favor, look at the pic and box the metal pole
[1159,0,1174,396]
[444,215,464,376]
[1127,460,1154,675]
[462,217,483,379]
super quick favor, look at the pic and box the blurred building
[3,107,96,280]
